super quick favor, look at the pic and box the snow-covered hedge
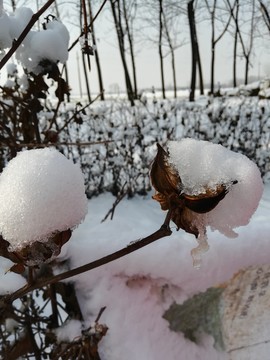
[58,96,270,197]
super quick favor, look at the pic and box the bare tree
[203,0,234,94]
[122,0,138,99]
[88,0,105,100]
[258,0,270,31]
[158,0,166,98]
[227,0,257,85]
[110,0,135,105]
[188,0,204,101]
[232,0,239,87]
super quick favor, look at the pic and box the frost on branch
[150,139,263,267]
[0,148,88,269]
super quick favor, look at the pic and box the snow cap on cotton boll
[150,139,263,268]
[0,148,88,258]
[167,138,263,236]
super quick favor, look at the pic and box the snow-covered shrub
[54,96,270,198]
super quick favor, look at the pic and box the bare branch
[68,0,108,52]
[3,211,172,305]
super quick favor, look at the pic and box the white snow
[52,185,270,360]
[55,319,82,343]
[0,148,87,251]
[0,7,33,50]
[0,11,12,49]
[6,62,17,76]
[0,180,269,359]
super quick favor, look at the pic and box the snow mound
[0,148,88,251]
[167,139,263,266]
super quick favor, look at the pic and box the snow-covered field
[52,183,270,359]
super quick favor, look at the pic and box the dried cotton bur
[150,139,263,268]
[0,148,88,273]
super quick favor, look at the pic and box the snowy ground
[50,183,270,360]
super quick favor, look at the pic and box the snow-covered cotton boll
[46,19,70,50]
[30,20,69,63]
[167,139,263,267]
[0,148,88,252]
[168,139,263,236]
[16,19,69,73]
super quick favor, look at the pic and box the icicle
[191,229,209,269]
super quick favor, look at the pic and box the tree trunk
[110,0,135,105]
[188,0,197,101]
[163,10,177,98]
[88,0,105,100]
[233,0,239,87]
[210,0,216,94]
[245,58,249,85]
[197,42,204,95]
[123,0,138,99]
[158,0,166,99]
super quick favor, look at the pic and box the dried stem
[4,211,172,304]
[101,181,128,222]
[68,0,108,52]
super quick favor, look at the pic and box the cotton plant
[0,6,69,74]
[16,15,70,75]
[0,148,88,273]
[150,138,263,267]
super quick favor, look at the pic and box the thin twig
[56,92,104,134]
[95,306,106,323]
[5,212,172,304]
[101,181,128,222]
[68,0,108,52]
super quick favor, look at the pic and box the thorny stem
[3,211,172,305]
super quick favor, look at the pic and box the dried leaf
[150,143,181,210]
[52,229,72,256]
[8,263,25,274]
[55,78,70,102]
